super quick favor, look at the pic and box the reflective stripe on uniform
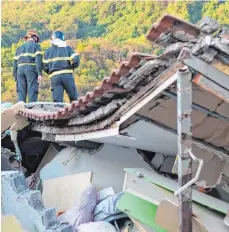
[49,70,74,78]
[18,63,36,67]
[70,53,78,60]
[14,51,43,60]
[35,51,43,56]
[43,57,71,63]
[43,53,78,63]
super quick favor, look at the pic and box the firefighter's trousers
[16,65,39,103]
[51,73,78,103]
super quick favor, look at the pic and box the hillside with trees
[1,0,229,102]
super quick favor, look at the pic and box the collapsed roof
[2,14,229,231]
[16,15,229,154]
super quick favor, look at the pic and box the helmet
[51,31,65,41]
[24,30,39,43]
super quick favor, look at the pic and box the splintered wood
[42,172,93,212]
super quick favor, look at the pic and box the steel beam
[177,67,193,232]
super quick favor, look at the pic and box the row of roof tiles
[18,52,152,120]
[18,14,201,121]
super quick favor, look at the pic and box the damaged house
[1,14,229,232]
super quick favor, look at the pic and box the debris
[165,42,190,54]
[97,186,115,203]
[123,168,229,214]
[1,171,73,232]
[198,16,220,34]
[191,35,212,56]
[117,192,164,231]
[211,37,229,56]
[117,168,229,232]
[42,172,93,212]
[76,221,117,232]
[1,101,28,134]
[2,13,229,232]
[207,175,229,203]
[198,48,218,63]
[130,217,152,232]
[40,144,150,192]
[155,199,208,232]
[59,183,97,229]
[1,148,17,171]
[172,143,227,188]
[93,192,124,222]
[40,147,78,181]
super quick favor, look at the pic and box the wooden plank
[155,200,208,232]
[117,192,167,232]
[178,48,229,92]
[211,59,229,76]
[42,171,92,212]
[1,215,23,232]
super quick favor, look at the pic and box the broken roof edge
[146,13,200,43]
[29,61,183,135]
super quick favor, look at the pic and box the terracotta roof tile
[146,14,200,43]
[18,14,201,122]
[18,51,148,120]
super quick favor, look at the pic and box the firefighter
[43,31,80,103]
[13,30,43,103]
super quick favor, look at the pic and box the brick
[41,208,57,228]
[10,173,27,193]
[22,190,44,211]
[2,171,73,232]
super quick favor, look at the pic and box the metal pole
[177,66,193,232]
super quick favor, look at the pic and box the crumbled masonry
[1,171,73,232]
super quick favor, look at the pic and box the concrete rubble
[1,14,229,232]
[1,171,73,232]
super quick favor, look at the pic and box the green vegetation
[1,0,229,102]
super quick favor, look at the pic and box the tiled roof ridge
[18,14,229,123]
[18,52,156,121]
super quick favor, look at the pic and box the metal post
[177,67,193,232]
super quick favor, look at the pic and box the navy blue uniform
[43,45,80,102]
[13,41,43,103]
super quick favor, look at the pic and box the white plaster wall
[40,144,151,192]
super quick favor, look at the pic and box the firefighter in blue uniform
[13,30,43,102]
[43,31,80,102]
